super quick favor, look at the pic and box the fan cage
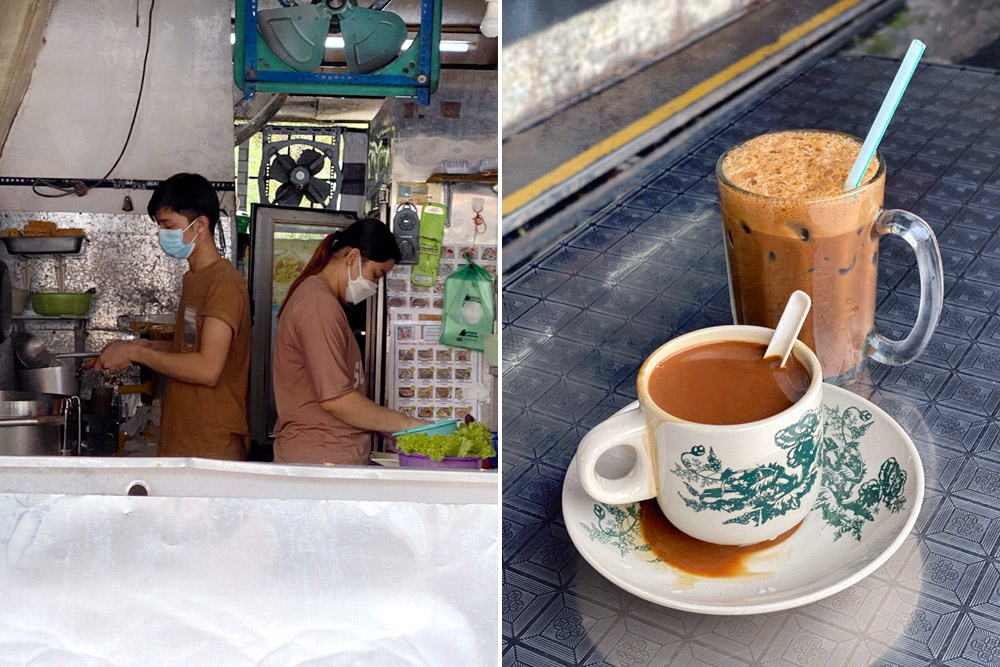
[234,125,348,212]
[263,126,343,209]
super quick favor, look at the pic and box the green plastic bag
[411,202,447,287]
[439,260,495,351]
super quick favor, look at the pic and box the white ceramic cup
[576,325,825,546]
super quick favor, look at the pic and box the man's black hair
[147,173,221,234]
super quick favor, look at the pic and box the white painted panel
[0,0,233,212]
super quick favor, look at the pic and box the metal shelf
[13,314,89,321]
[1,236,85,255]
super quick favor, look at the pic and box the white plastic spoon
[763,290,812,368]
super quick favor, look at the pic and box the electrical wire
[217,201,228,255]
[32,0,156,198]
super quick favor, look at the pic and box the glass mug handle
[868,209,945,366]
[576,406,657,505]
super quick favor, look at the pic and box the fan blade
[298,149,326,176]
[270,154,297,183]
[274,182,304,207]
[338,4,406,73]
[303,177,331,205]
[257,4,335,72]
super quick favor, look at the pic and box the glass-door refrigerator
[247,205,380,455]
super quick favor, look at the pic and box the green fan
[257,0,407,74]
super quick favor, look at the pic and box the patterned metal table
[502,56,1000,666]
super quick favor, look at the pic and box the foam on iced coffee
[722,132,879,198]
[717,130,885,381]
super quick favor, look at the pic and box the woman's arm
[320,390,429,434]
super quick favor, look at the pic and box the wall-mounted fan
[258,0,407,74]
[259,138,342,209]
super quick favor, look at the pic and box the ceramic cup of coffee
[576,325,824,546]
[717,129,944,384]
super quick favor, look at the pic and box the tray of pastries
[1,221,86,254]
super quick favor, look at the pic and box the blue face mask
[158,219,199,259]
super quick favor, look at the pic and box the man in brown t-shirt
[91,174,250,460]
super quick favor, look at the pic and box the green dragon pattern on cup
[579,503,653,559]
[580,403,908,552]
[816,404,907,540]
[671,410,822,527]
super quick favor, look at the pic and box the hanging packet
[411,202,447,287]
[439,260,495,351]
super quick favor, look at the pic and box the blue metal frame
[236,0,440,104]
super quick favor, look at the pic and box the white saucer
[563,384,924,615]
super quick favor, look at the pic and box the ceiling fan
[234,0,441,103]
[257,0,407,74]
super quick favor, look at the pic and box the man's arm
[93,316,233,387]
[134,339,173,352]
[320,390,428,434]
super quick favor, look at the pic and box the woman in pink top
[272,218,427,465]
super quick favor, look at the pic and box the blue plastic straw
[844,39,925,190]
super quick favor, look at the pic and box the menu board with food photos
[386,308,482,422]
[385,244,497,311]
[383,244,494,422]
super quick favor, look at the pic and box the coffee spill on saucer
[639,500,800,581]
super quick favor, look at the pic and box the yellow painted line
[502,0,868,216]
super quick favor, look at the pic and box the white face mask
[345,254,378,304]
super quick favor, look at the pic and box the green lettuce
[396,421,496,461]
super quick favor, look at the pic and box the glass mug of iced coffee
[717,129,944,384]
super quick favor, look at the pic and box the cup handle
[576,405,657,505]
[869,208,945,366]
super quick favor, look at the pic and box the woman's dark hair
[147,173,221,234]
[279,217,401,315]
